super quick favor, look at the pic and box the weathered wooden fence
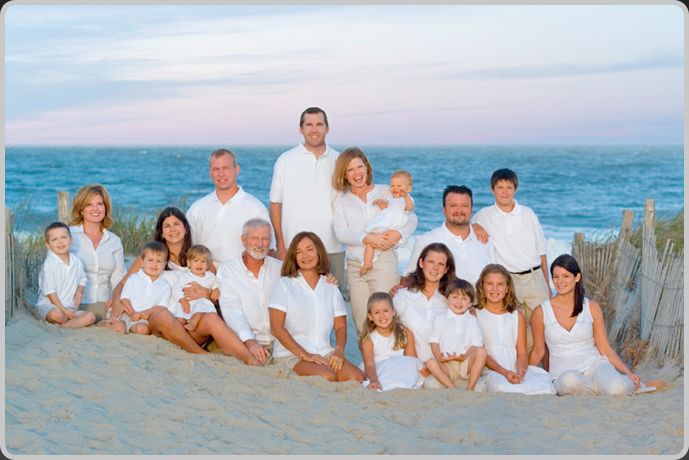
[5,209,20,325]
[573,200,684,365]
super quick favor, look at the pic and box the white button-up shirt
[404,224,496,285]
[473,200,547,272]
[69,225,127,304]
[393,287,448,362]
[186,186,273,267]
[36,251,87,309]
[120,270,173,312]
[269,143,344,253]
[428,309,483,356]
[217,255,282,345]
[269,273,347,358]
[333,184,418,263]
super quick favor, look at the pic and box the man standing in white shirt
[187,148,273,268]
[405,185,495,286]
[269,107,347,297]
[216,218,281,366]
[473,168,551,321]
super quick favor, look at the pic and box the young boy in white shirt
[115,241,173,335]
[35,222,96,328]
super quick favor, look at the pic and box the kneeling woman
[474,264,555,395]
[529,254,655,396]
[269,231,364,382]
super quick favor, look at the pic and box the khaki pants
[347,250,400,337]
[510,269,550,352]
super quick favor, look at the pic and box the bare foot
[184,322,197,332]
[645,379,669,391]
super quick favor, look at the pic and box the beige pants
[422,360,469,389]
[327,251,348,301]
[347,250,400,337]
[510,269,550,353]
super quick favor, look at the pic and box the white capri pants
[555,357,635,396]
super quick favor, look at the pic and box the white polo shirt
[404,224,496,285]
[393,287,448,362]
[216,255,282,345]
[269,143,344,253]
[473,200,547,272]
[186,186,273,266]
[69,225,127,304]
[333,184,418,263]
[428,309,483,356]
[36,251,87,309]
[269,273,347,358]
[120,270,173,312]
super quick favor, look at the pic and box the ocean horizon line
[5,143,684,149]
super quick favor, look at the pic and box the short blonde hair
[186,244,212,265]
[70,184,113,230]
[332,147,373,192]
[391,169,412,185]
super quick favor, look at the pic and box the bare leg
[189,313,259,365]
[425,358,455,388]
[184,313,203,332]
[465,347,487,391]
[335,359,365,382]
[147,307,208,354]
[293,361,338,381]
[46,309,97,329]
[360,245,374,276]
[129,323,152,335]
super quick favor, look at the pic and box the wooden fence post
[58,191,71,223]
[5,208,15,324]
[644,199,655,230]
[618,210,634,241]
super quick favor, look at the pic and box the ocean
[4,145,684,264]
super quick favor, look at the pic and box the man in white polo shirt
[473,168,551,321]
[269,107,347,297]
[216,218,282,366]
[187,148,273,267]
[404,185,495,285]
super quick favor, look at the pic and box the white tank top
[542,298,601,379]
[370,329,405,364]
[475,308,519,372]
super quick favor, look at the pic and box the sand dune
[4,309,684,455]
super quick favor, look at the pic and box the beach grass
[630,209,684,252]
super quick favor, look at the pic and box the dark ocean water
[4,145,684,254]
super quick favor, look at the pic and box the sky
[3,3,685,146]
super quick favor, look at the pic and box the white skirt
[362,355,424,391]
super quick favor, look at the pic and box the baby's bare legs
[464,346,488,391]
[176,317,187,327]
[425,358,456,388]
[360,245,375,276]
[184,313,203,331]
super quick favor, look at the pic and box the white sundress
[475,308,555,395]
[361,330,424,391]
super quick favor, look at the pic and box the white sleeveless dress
[475,308,555,395]
[361,330,423,391]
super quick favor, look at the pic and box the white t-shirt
[69,225,127,304]
[428,309,483,356]
[333,184,418,263]
[120,270,173,312]
[36,251,87,309]
[404,224,496,285]
[473,200,547,272]
[171,269,218,319]
[217,255,282,344]
[186,187,273,267]
[269,273,348,358]
[269,143,343,253]
[393,287,448,362]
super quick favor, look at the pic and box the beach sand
[4,308,685,456]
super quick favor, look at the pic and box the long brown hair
[359,292,408,351]
[332,147,374,192]
[551,254,585,317]
[406,243,456,294]
[70,184,113,230]
[154,207,192,268]
[281,231,330,277]
[474,264,518,313]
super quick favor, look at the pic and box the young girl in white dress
[360,292,423,391]
[529,254,661,396]
[473,264,556,395]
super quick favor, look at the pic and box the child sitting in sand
[34,222,96,328]
[426,279,487,390]
[360,170,415,275]
[114,241,173,335]
[171,244,219,332]
[360,292,423,391]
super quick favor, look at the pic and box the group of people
[34,107,659,396]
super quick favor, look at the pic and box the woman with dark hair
[529,254,657,395]
[393,243,455,368]
[269,231,364,382]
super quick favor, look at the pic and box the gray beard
[247,248,267,260]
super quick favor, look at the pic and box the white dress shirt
[186,186,273,266]
[428,309,483,356]
[473,200,547,272]
[217,255,282,345]
[269,143,344,253]
[404,224,496,285]
[393,287,448,362]
[269,273,347,358]
[120,269,173,312]
[333,184,418,263]
[69,225,127,304]
[36,251,87,309]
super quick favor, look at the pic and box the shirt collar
[441,223,477,242]
[299,142,331,158]
[494,199,521,216]
[213,186,244,204]
[446,309,468,320]
[138,269,164,285]
[48,250,74,266]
